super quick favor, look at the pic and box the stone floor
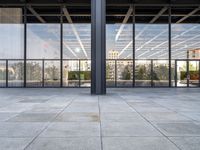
[0,88,200,150]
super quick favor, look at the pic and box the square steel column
[91,0,106,94]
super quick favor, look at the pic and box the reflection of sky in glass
[135,24,168,59]
[0,24,24,59]
[0,23,200,60]
[27,24,60,59]
[106,24,133,59]
[171,24,200,59]
[63,24,91,59]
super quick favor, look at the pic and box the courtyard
[0,88,200,150]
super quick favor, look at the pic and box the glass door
[188,61,199,87]
[175,60,200,87]
[175,60,187,87]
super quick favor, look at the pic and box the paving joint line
[119,94,183,150]
[98,96,104,150]
[23,95,78,150]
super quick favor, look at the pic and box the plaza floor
[0,88,200,150]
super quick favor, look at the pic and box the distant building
[108,50,119,59]
[188,48,200,59]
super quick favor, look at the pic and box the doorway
[175,60,200,87]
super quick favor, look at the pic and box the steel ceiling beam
[115,6,133,41]
[176,6,200,23]
[149,6,168,23]
[27,6,46,23]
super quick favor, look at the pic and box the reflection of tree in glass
[136,65,151,80]
[106,64,111,79]
[26,62,41,80]
[9,62,24,80]
[122,65,131,80]
[0,66,6,80]
[45,65,59,80]
[153,65,168,80]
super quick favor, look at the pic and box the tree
[122,65,131,80]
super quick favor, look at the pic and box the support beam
[176,6,200,23]
[91,0,106,94]
[63,7,88,58]
[27,6,46,23]
[149,6,168,23]
[115,6,133,41]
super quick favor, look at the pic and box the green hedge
[68,71,91,80]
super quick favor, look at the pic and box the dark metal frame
[0,2,200,91]
[168,6,172,87]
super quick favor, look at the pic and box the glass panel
[106,4,133,87]
[8,61,24,87]
[172,6,200,87]
[135,6,169,60]
[62,3,91,88]
[116,60,133,87]
[135,6,169,87]
[63,24,91,59]
[171,6,200,60]
[176,61,187,87]
[26,61,42,87]
[0,61,6,87]
[106,24,133,59]
[135,24,169,60]
[80,60,91,87]
[135,60,151,86]
[0,8,24,59]
[106,60,116,87]
[63,60,79,87]
[189,61,199,87]
[44,61,60,87]
[153,60,169,87]
[26,6,61,87]
[27,24,60,59]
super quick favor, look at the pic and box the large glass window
[26,6,61,87]
[135,6,169,87]
[62,5,91,87]
[0,8,24,59]
[0,8,24,87]
[106,4,133,87]
[8,60,24,87]
[63,60,79,87]
[171,6,200,87]
[26,60,42,87]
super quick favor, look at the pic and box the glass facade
[0,3,200,88]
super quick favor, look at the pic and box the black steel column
[199,61,200,87]
[132,5,135,87]
[60,6,63,87]
[42,59,44,87]
[24,6,27,87]
[91,0,106,94]
[6,60,8,87]
[151,60,154,87]
[187,60,189,87]
[175,60,177,87]
[115,60,117,87]
[168,6,171,87]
